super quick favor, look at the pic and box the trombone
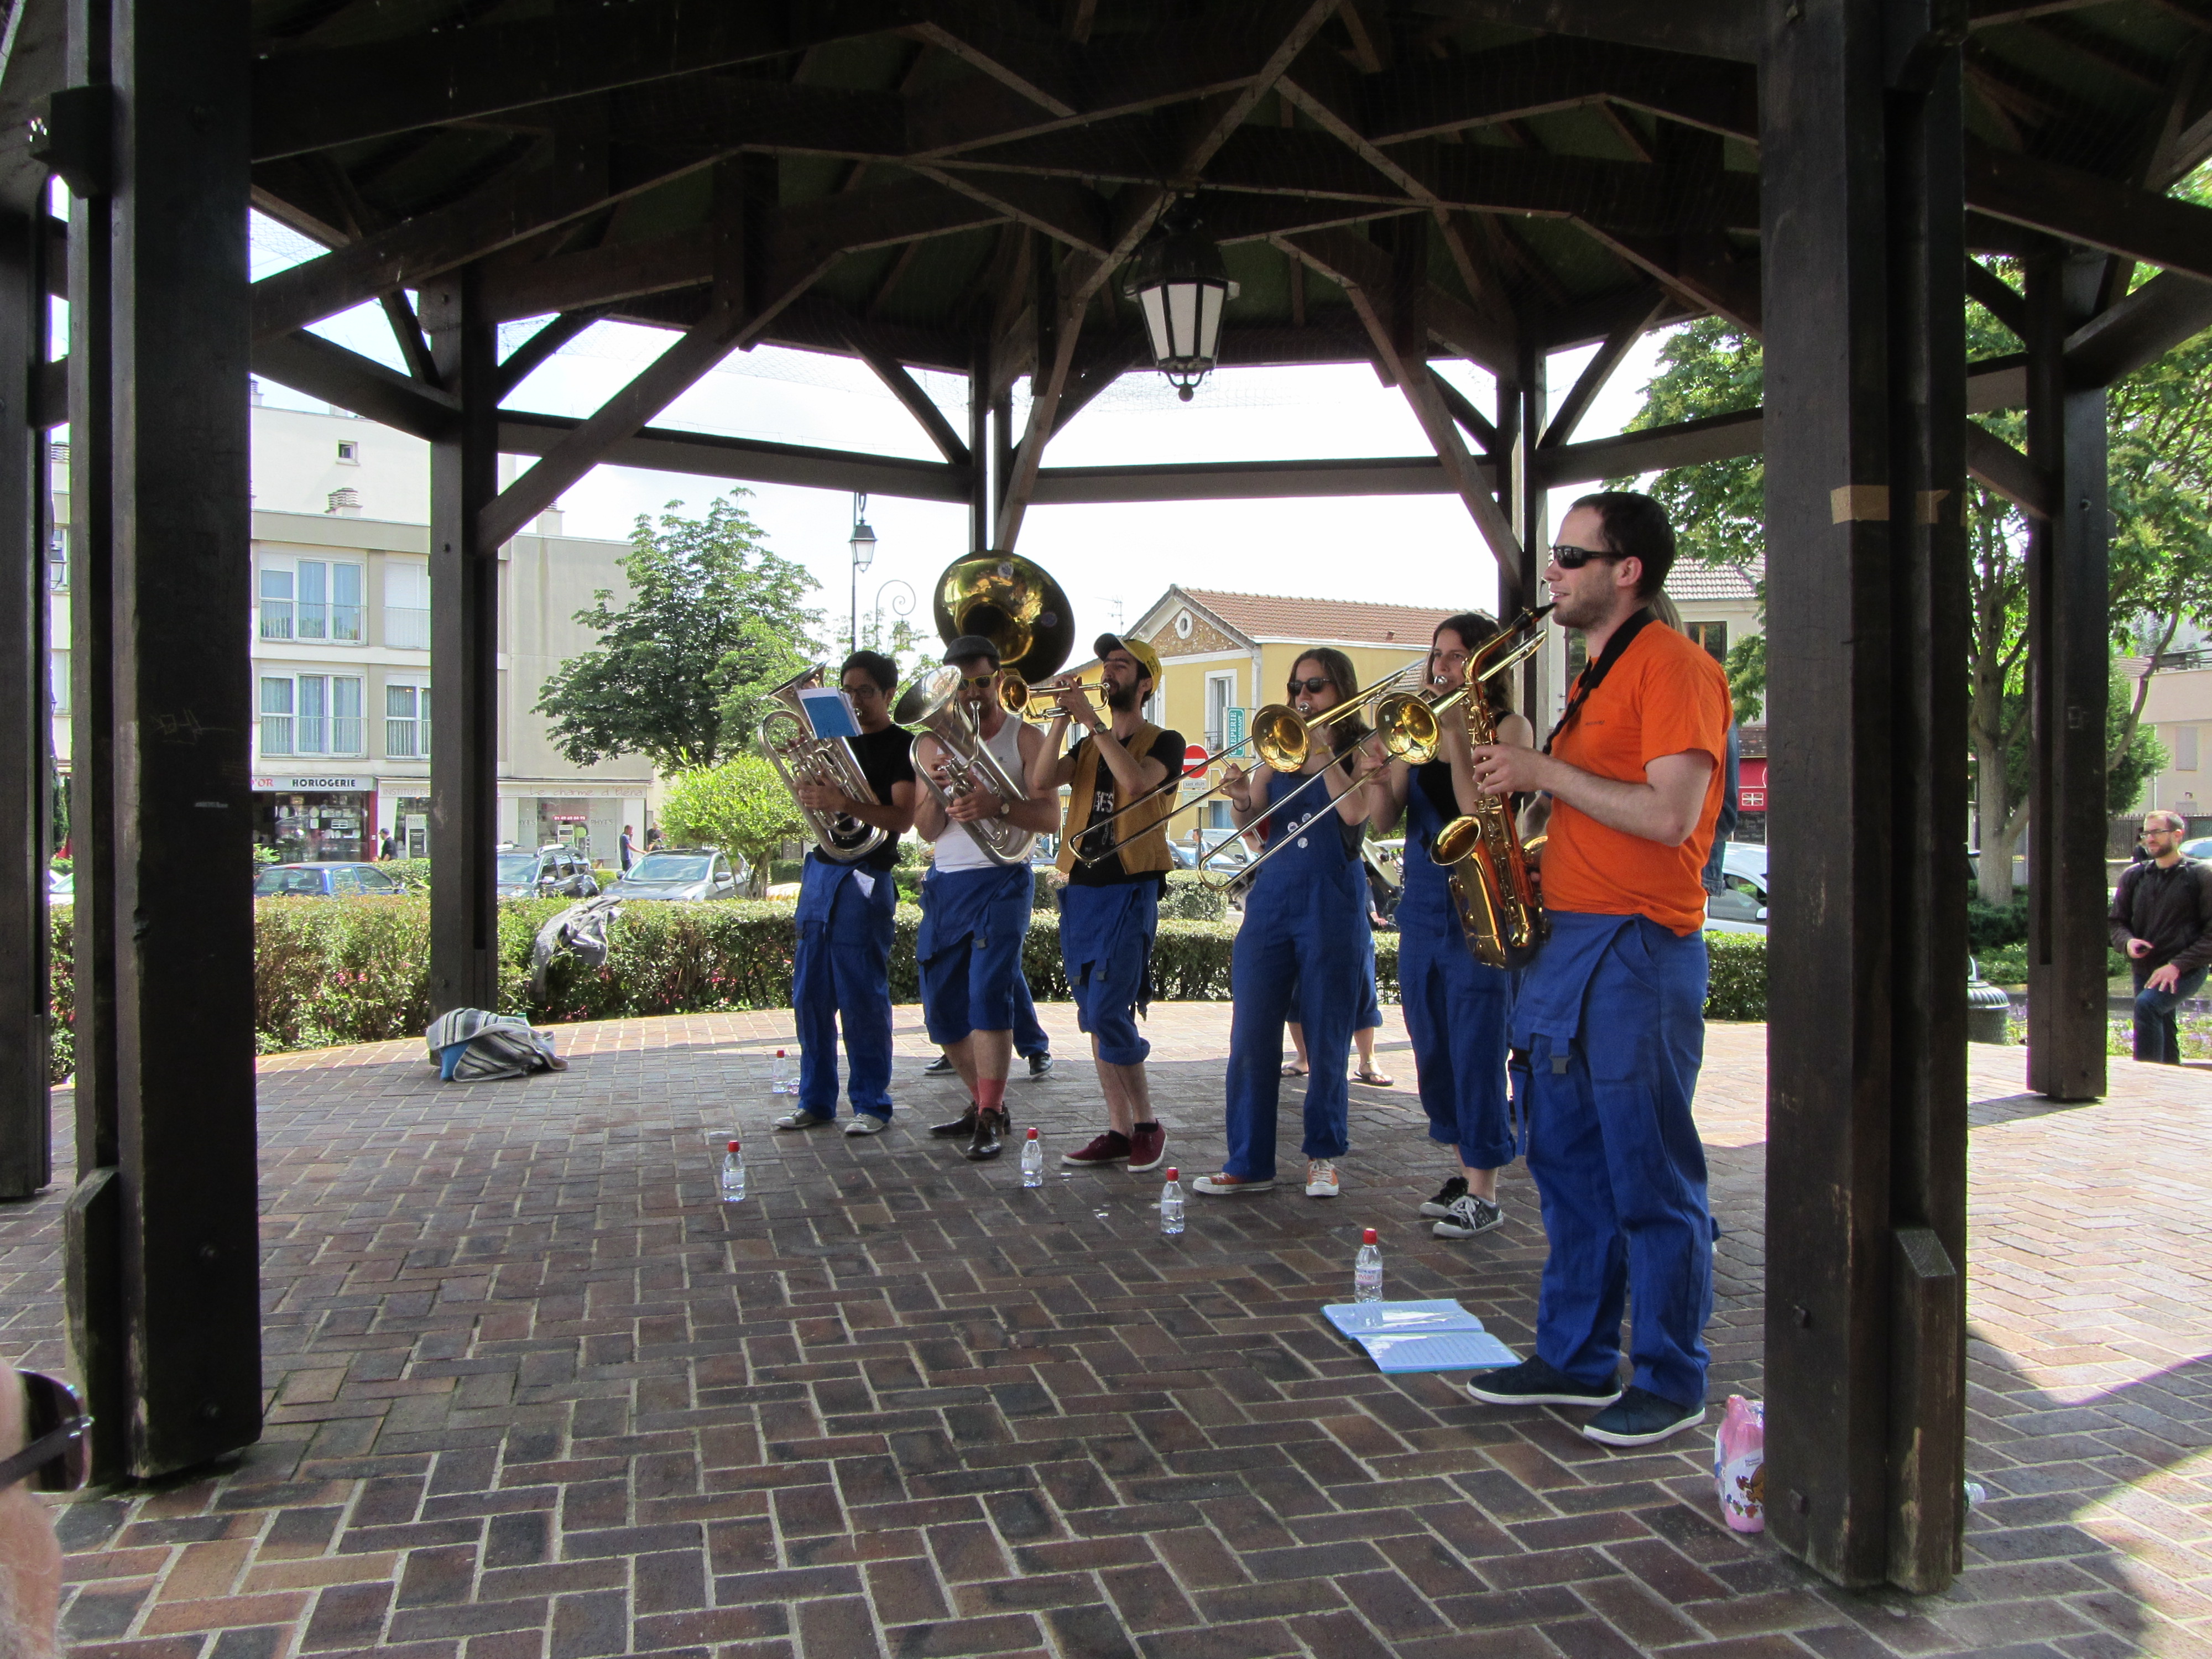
[1068,653,1431,864]
[1360,604,1556,757]
[999,673,1111,720]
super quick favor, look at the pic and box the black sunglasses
[1550,543,1623,570]
[1286,676,1332,696]
[1,1370,91,1494]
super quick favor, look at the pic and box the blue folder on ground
[1323,1300,1520,1374]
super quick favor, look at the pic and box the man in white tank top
[912,637,1061,1160]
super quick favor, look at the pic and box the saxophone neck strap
[1544,607,1655,755]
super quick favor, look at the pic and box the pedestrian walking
[2110,808,2212,1064]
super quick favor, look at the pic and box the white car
[1704,843,1768,935]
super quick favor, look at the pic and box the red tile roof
[1164,588,1455,648]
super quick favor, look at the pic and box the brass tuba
[896,665,1036,865]
[1428,607,1554,971]
[756,664,889,864]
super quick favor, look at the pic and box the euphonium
[756,665,889,864]
[895,665,1036,867]
[1430,608,1554,971]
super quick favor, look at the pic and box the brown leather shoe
[929,1108,979,1139]
[964,1107,1008,1161]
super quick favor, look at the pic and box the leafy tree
[535,492,823,774]
[658,754,807,896]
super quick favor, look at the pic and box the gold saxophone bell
[1433,606,1555,971]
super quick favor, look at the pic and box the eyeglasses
[1,1371,91,1494]
[839,681,882,698]
[1286,676,1332,696]
[1549,543,1622,570]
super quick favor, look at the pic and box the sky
[244,212,1672,655]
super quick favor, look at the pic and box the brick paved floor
[2,1006,2209,1659]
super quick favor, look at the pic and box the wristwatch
[997,800,1011,818]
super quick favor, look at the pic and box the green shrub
[1975,943,2028,986]
[47,906,72,1085]
[1159,870,1229,922]
[383,857,432,891]
[1966,895,2030,950]
[1703,932,1766,1021]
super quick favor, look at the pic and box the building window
[261,557,363,643]
[46,528,66,591]
[336,440,359,463]
[2178,724,2201,773]
[384,561,429,650]
[50,650,67,714]
[1205,671,1235,753]
[1685,620,1729,661]
[261,673,363,756]
[385,683,429,758]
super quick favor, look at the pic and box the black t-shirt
[1413,759,1460,847]
[823,723,915,873]
[1067,727,1186,886]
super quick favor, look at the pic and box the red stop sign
[1183,744,1209,775]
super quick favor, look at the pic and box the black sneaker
[924,1054,956,1076]
[1027,1053,1055,1078]
[1583,1387,1707,1448]
[1419,1175,1469,1219]
[1464,1357,1622,1408]
[1432,1194,1503,1239]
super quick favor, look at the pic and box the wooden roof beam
[1412,1,1757,63]
[1539,288,1668,447]
[1965,139,2212,282]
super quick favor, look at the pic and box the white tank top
[931,713,1030,872]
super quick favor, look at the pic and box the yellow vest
[1056,720,1176,877]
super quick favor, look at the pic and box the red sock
[974,1077,1006,1113]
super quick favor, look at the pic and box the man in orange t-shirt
[1460,491,1731,1451]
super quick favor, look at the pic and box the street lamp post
[847,493,877,653]
[871,578,916,657]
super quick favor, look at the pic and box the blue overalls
[1221,768,1367,1180]
[791,851,899,1121]
[1511,910,1713,1409]
[1397,771,1515,1171]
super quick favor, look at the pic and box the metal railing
[385,606,430,650]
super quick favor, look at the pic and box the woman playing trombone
[1194,648,1384,1202]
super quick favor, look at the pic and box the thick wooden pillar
[1509,335,1548,718]
[424,268,500,1014]
[60,0,261,1480]
[1760,0,1970,1593]
[2025,251,2109,1100]
[0,207,51,1200]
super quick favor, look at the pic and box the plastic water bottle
[770,1050,792,1094]
[1020,1127,1045,1187]
[1354,1228,1383,1302]
[719,1140,746,1202]
[1160,1168,1185,1236]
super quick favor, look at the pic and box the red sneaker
[1126,1121,1167,1173]
[1061,1130,1131,1167]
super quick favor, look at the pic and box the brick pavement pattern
[2,1005,2208,1659]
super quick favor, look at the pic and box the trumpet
[756,665,888,864]
[895,665,1035,867]
[999,673,1110,720]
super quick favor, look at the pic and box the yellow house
[1081,587,1455,833]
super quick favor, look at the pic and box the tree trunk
[1975,735,2016,904]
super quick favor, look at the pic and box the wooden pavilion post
[968,342,990,552]
[58,0,262,1479]
[0,205,51,1201]
[1760,0,1970,1593]
[424,266,502,1015]
[2024,250,2109,1100]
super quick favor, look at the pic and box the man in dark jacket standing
[2109,808,2212,1063]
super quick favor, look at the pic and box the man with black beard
[1026,635,1183,1175]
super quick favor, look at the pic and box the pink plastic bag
[1713,1395,1765,1533]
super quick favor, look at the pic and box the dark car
[603,848,744,901]
[498,846,601,901]
[254,861,408,898]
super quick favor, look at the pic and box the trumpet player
[1363,613,1530,1241]
[1461,491,1730,1449]
[778,651,917,1136]
[913,637,1060,1160]
[1026,636,1181,1174]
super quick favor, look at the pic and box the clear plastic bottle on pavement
[1020,1127,1044,1187]
[1354,1228,1383,1302]
[719,1139,747,1202]
[770,1050,792,1094]
[1160,1168,1185,1236]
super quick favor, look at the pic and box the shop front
[252,771,375,862]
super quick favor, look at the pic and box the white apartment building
[47,397,653,864]
[2133,618,2211,828]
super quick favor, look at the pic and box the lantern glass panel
[1138,285,1171,361]
[1167,281,1200,361]
[1197,283,1225,361]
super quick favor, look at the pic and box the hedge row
[42,899,1770,1073]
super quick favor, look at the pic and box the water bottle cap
[1025,1126,1039,1139]
[1362,1227,1378,1244]
[727,1140,740,1151]
[1165,1168,1177,1181]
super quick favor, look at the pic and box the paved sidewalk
[2,1005,2208,1659]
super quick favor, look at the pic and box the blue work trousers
[1012,973,1049,1060]
[2134,963,2209,1063]
[1396,885,1515,1172]
[792,858,898,1119]
[1516,914,1713,1410]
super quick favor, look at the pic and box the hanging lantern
[1122,206,1239,401]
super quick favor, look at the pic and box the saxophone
[1431,609,1552,971]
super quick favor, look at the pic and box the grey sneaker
[1420,1175,1469,1219]
[1583,1387,1707,1448]
[1432,1194,1504,1239]
[1027,1053,1055,1078]
[775,1107,834,1130]
[843,1113,889,1136]
[1465,1357,1622,1408]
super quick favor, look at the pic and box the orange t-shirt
[1541,622,1732,936]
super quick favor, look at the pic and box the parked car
[497,845,600,901]
[603,848,745,901]
[2184,836,2212,860]
[1170,827,1251,873]
[1704,843,1768,935]
[254,861,408,898]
